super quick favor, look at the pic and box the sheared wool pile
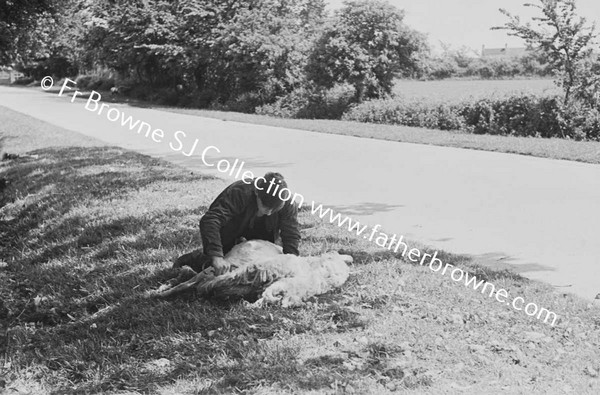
[156,240,352,307]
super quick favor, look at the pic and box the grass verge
[1,107,599,394]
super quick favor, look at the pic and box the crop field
[393,78,559,101]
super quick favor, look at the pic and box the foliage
[459,95,563,137]
[6,0,426,110]
[256,83,357,119]
[306,0,425,101]
[343,93,599,141]
[0,0,55,63]
[425,57,459,80]
[75,73,116,91]
[199,0,327,105]
[569,53,600,106]
[0,0,84,74]
[341,97,465,130]
[71,0,327,107]
[556,101,600,140]
[494,0,599,106]
[420,45,553,80]
[78,1,185,88]
[21,56,78,80]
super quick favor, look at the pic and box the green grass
[1,106,600,394]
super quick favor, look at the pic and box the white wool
[221,240,352,307]
[154,240,353,307]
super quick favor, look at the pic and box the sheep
[151,240,352,307]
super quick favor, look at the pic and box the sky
[325,0,600,55]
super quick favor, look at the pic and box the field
[392,78,560,101]
[1,106,600,394]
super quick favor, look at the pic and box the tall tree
[0,0,58,63]
[204,0,327,103]
[494,0,598,106]
[77,0,327,106]
[306,0,425,101]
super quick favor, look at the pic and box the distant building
[0,67,24,85]
[481,44,530,58]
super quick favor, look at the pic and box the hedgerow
[342,94,600,141]
[256,83,357,120]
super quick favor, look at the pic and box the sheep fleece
[200,240,353,307]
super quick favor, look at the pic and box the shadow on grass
[0,145,371,394]
[18,272,365,393]
[0,143,533,394]
[1,146,206,240]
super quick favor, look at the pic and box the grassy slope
[1,106,600,394]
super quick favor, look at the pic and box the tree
[494,0,598,106]
[197,0,327,105]
[0,0,58,64]
[76,0,185,86]
[76,0,327,107]
[306,0,425,101]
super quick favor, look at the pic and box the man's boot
[173,249,211,272]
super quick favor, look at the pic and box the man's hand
[211,256,230,276]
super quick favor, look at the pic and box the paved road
[1,85,599,300]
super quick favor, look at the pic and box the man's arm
[199,187,246,258]
[278,202,301,255]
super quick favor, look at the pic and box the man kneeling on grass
[173,172,301,275]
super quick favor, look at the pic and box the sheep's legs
[150,267,216,298]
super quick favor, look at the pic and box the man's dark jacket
[199,179,300,258]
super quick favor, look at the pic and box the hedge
[342,94,600,141]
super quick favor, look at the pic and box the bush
[420,51,554,80]
[342,98,465,130]
[459,95,563,137]
[557,103,600,141]
[21,56,78,80]
[342,93,599,141]
[477,65,495,79]
[75,74,115,91]
[425,58,458,80]
[256,88,311,118]
[74,75,93,89]
[578,108,600,140]
[12,76,34,86]
[305,0,424,101]
[256,83,357,119]
[211,92,266,114]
